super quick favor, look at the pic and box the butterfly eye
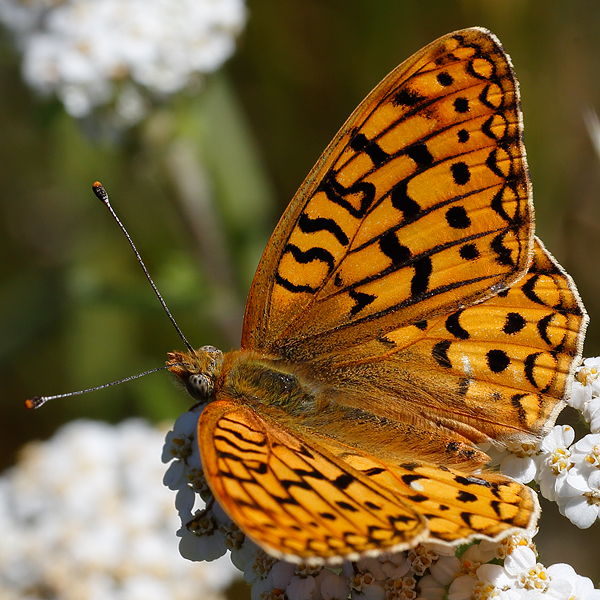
[186,373,213,400]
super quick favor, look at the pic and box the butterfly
[167,27,587,565]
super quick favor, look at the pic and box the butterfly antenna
[25,364,186,410]
[92,181,195,354]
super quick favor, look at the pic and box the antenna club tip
[25,397,41,410]
[92,181,108,203]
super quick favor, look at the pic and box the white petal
[504,546,537,575]
[316,570,351,600]
[448,575,477,600]
[287,575,316,600]
[563,496,600,528]
[429,555,462,585]
[501,455,538,483]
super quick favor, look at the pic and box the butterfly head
[166,345,224,401]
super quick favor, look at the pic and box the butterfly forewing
[242,27,533,358]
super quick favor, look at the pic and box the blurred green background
[1,0,599,583]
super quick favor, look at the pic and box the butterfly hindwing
[198,399,427,564]
[243,27,533,359]
[318,436,539,546]
[307,239,587,449]
[198,399,539,564]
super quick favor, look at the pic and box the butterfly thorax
[219,350,332,418]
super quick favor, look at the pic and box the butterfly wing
[198,398,538,565]
[182,27,586,564]
[242,27,533,359]
[198,398,427,563]
[308,239,587,451]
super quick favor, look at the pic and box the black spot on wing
[320,512,336,520]
[365,143,390,166]
[432,340,452,369]
[350,132,368,151]
[487,349,510,373]
[299,213,349,246]
[393,88,426,106]
[390,514,417,525]
[399,463,420,471]
[298,444,315,459]
[402,474,426,486]
[411,256,432,297]
[504,312,526,335]
[445,310,469,340]
[437,72,454,86]
[363,467,386,476]
[391,180,421,222]
[379,231,411,265]
[453,97,469,113]
[334,473,355,490]
[459,243,479,260]
[445,206,471,229]
[408,494,428,503]
[451,162,471,185]
[336,501,358,512]
[348,131,390,165]
[457,490,477,503]
[455,475,491,488]
[406,143,433,167]
[446,441,460,453]
[348,288,376,316]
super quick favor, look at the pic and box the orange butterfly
[167,27,587,564]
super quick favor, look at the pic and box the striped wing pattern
[199,400,537,564]
[308,239,587,450]
[242,27,532,359]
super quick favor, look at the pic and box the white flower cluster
[0,419,238,600]
[0,0,246,123]
[482,357,600,530]
[162,396,600,600]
